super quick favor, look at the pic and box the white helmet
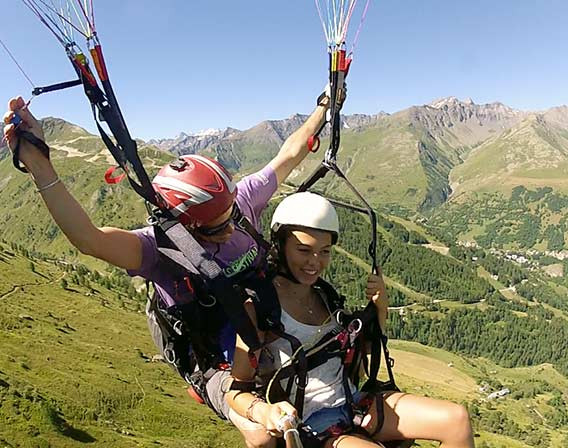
[271,192,339,243]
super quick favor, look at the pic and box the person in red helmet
[3,88,337,447]
[152,155,237,228]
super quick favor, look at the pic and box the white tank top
[262,308,356,419]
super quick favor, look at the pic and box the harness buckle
[344,347,355,365]
[336,331,349,349]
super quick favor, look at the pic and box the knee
[444,404,473,442]
[243,432,276,448]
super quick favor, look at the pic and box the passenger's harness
[247,276,398,445]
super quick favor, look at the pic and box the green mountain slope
[2,103,568,447]
[0,118,173,267]
[450,115,568,197]
[2,242,567,447]
[0,242,243,447]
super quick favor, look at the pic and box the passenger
[226,192,475,448]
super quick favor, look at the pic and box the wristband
[245,397,264,423]
[36,177,61,193]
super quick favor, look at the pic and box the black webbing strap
[32,79,82,96]
[271,331,341,383]
[94,113,157,205]
[12,130,50,173]
[233,206,271,251]
[296,162,332,193]
[269,328,308,419]
[63,60,158,206]
[157,218,263,353]
[356,303,397,392]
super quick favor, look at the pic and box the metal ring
[199,295,217,308]
[335,309,346,325]
[164,348,176,364]
[173,320,184,336]
[349,318,363,334]
[146,214,158,225]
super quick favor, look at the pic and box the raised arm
[268,100,328,186]
[3,97,143,271]
[268,78,352,187]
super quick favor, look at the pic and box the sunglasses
[195,204,241,236]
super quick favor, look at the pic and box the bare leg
[370,392,474,448]
[324,432,385,448]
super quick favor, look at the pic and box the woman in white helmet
[226,193,475,448]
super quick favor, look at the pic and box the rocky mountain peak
[429,96,472,109]
[407,97,526,147]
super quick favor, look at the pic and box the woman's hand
[3,96,46,163]
[366,272,388,311]
[259,401,298,437]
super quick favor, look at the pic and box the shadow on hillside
[61,425,96,443]
[48,406,96,443]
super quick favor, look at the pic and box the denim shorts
[304,391,362,434]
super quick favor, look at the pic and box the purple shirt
[128,164,277,307]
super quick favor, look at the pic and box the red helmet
[152,155,237,227]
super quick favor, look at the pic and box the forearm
[21,151,103,256]
[269,104,328,185]
[226,389,269,426]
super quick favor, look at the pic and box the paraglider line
[0,38,36,88]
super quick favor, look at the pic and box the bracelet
[245,397,264,423]
[36,177,61,193]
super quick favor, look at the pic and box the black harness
[144,206,285,386]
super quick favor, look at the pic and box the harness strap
[147,292,196,375]
[233,206,271,251]
[156,216,264,353]
[12,130,50,173]
[32,78,82,96]
[268,328,309,419]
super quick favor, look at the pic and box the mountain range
[3,96,568,253]
[2,97,568,447]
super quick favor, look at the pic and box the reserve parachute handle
[10,0,159,206]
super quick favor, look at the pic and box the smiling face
[282,228,333,285]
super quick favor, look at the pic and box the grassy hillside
[389,341,568,448]
[0,241,243,448]
[2,241,568,447]
[450,116,568,197]
[2,110,568,446]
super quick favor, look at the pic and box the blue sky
[2,0,568,140]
